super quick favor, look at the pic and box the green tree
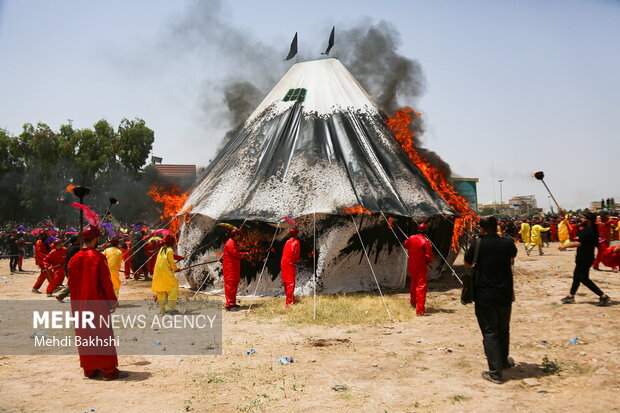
[479,207,495,216]
[0,118,158,224]
[117,118,155,175]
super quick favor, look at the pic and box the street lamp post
[548,196,554,214]
[498,179,504,215]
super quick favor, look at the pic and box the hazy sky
[1,0,618,211]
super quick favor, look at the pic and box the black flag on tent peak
[321,26,335,55]
[284,32,298,61]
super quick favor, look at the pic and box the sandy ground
[1,242,619,413]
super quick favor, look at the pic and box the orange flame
[237,230,275,265]
[342,205,372,215]
[387,217,395,229]
[66,184,76,193]
[147,184,190,234]
[386,106,478,251]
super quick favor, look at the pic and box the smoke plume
[163,0,285,151]
[338,21,452,179]
[164,3,451,177]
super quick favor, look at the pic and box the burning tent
[179,57,460,296]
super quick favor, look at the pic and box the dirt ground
[1,242,619,413]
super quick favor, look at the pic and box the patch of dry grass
[247,293,426,325]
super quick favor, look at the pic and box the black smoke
[338,21,452,179]
[164,2,451,177]
[163,0,285,151]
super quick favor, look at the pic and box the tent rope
[393,220,463,285]
[313,212,317,320]
[350,215,392,320]
[192,263,218,297]
[245,222,281,315]
[176,217,249,293]
[380,212,408,290]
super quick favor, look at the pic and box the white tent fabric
[183,57,454,222]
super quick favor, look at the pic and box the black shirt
[464,234,518,307]
[65,244,81,272]
[8,236,19,255]
[575,226,597,265]
[132,233,147,263]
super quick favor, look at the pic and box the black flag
[284,33,298,61]
[321,26,335,55]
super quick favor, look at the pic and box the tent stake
[350,215,392,320]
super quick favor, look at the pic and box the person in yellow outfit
[519,219,531,253]
[558,215,572,246]
[152,234,181,315]
[526,220,550,256]
[103,238,123,297]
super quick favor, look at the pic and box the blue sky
[0,0,618,210]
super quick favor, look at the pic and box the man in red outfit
[281,227,301,306]
[68,225,128,380]
[43,238,66,297]
[222,228,247,311]
[593,211,613,270]
[550,219,558,243]
[122,239,132,279]
[31,233,52,294]
[403,223,434,316]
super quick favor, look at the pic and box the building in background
[590,198,619,212]
[509,195,538,215]
[479,195,542,216]
[452,177,479,213]
[478,201,511,216]
[154,164,197,190]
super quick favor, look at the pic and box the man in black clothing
[464,216,518,384]
[559,212,611,306]
[56,236,81,303]
[8,231,19,272]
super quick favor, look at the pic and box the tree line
[0,119,162,225]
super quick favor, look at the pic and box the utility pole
[498,179,504,215]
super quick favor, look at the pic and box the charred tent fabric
[179,58,457,295]
[186,58,453,220]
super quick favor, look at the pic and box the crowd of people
[1,219,302,380]
[460,211,619,384]
[492,212,620,266]
[2,209,618,384]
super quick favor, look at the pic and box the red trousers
[283,281,295,306]
[146,257,156,275]
[84,366,119,379]
[46,269,65,294]
[409,271,428,315]
[593,243,610,269]
[224,277,239,308]
[123,260,132,278]
[32,266,52,290]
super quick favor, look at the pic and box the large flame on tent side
[147,184,191,234]
[342,205,372,215]
[386,106,478,251]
